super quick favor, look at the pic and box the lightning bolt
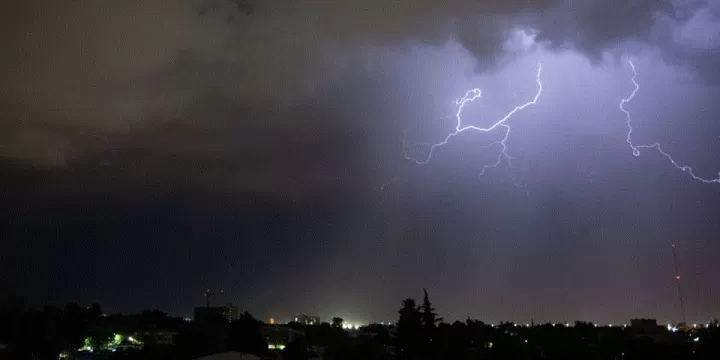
[404,62,543,176]
[621,60,720,184]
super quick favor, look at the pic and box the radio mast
[671,243,687,326]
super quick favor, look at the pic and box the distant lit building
[293,314,320,325]
[194,303,239,324]
[222,304,239,321]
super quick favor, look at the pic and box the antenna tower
[671,243,687,325]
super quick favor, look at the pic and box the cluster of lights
[77,333,143,353]
[78,338,93,352]
[268,344,286,350]
[342,323,362,330]
[689,323,714,328]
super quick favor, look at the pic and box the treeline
[282,289,720,360]
[2,291,720,360]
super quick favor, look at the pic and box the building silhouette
[194,303,239,324]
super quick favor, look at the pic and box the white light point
[405,62,543,177]
[621,60,720,184]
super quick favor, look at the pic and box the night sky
[2,0,720,326]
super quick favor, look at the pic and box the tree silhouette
[88,303,102,318]
[397,298,422,360]
[420,289,441,329]
[307,321,348,349]
[332,317,344,328]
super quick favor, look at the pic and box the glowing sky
[2,0,720,324]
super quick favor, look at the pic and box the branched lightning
[621,60,720,184]
[404,62,543,176]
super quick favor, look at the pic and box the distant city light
[693,337,700,343]
[78,337,93,353]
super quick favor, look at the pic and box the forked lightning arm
[621,61,720,184]
[404,62,543,175]
[391,59,716,189]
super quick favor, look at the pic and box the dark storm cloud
[530,1,673,55]
[653,2,720,84]
[3,0,715,164]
